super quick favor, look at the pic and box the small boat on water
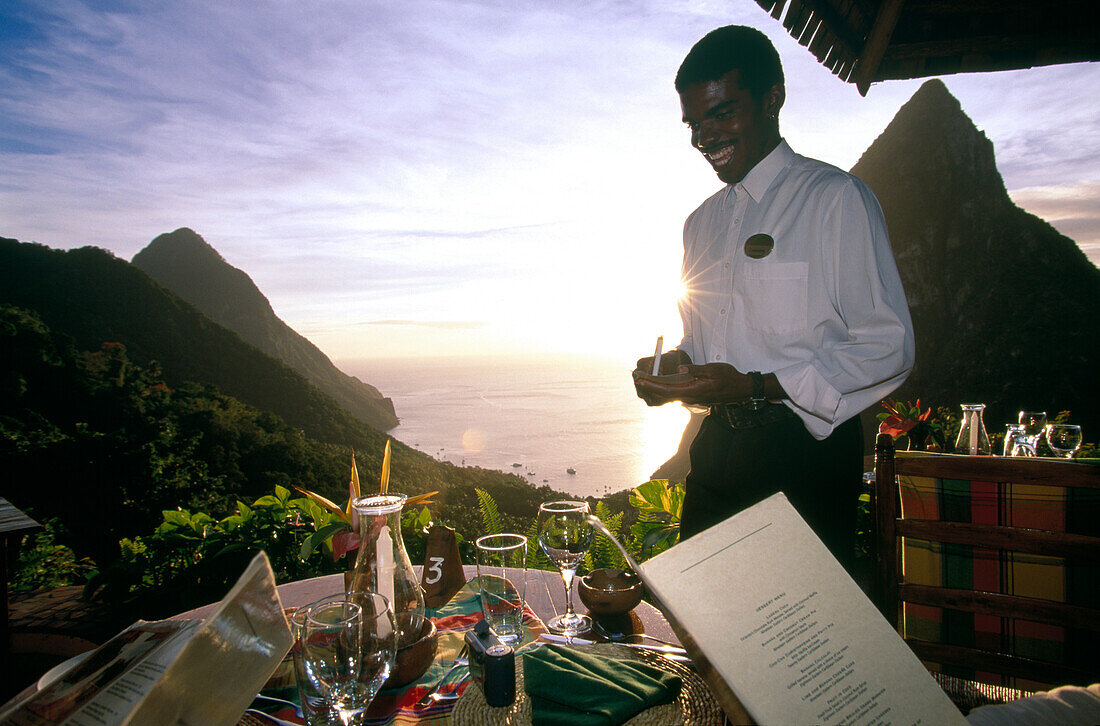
[566,467,576,475]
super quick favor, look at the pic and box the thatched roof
[754,0,1100,95]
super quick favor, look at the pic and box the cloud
[2,0,1097,356]
[1010,180,1100,265]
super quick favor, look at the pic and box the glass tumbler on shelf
[1003,424,1026,457]
[1046,424,1083,459]
[954,403,991,455]
[537,500,593,636]
[1017,411,1047,456]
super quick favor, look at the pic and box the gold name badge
[744,233,774,259]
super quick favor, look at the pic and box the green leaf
[213,543,248,558]
[298,522,347,561]
[252,494,281,508]
[475,488,502,536]
[641,525,677,552]
[628,480,672,514]
[162,509,190,527]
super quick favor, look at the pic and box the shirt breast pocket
[735,261,809,335]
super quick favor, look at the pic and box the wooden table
[176,565,679,644]
[1,499,42,669]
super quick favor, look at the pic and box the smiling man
[634,26,914,571]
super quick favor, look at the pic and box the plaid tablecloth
[251,581,546,725]
[896,455,1099,690]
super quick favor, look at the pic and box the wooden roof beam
[852,0,906,95]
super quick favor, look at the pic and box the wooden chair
[872,433,1100,701]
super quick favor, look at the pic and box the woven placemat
[452,644,723,726]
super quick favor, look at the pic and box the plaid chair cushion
[896,453,1100,690]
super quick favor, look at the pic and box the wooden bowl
[578,568,644,616]
[383,618,437,689]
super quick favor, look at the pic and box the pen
[651,336,663,376]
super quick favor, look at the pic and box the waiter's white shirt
[677,140,914,440]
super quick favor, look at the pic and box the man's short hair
[675,25,784,101]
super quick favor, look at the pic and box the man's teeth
[706,145,734,164]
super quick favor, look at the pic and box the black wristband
[748,371,767,410]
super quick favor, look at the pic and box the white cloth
[677,140,914,439]
[965,684,1100,726]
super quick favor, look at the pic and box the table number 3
[421,523,466,607]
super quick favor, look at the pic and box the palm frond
[475,488,502,536]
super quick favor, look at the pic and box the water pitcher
[954,403,991,455]
[349,493,426,649]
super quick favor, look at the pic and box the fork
[415,645,470,707]
[592,620,681,648]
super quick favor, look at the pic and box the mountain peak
[850,81,1099,440]
[132,230,398,431]
[853,79,1007,209]
[139,228,227,267]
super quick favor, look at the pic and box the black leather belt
[709,401,796,430]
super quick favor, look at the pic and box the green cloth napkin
[523,645,682,726]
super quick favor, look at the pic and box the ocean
[341,354,692,498]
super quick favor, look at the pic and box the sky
[3,0,1098,363]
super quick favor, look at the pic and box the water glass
[1003,424,1026,457]
[1046,424,1083,459]
[475,533,528,644]
[301,593,396,726]
[1018,411,1047,455]
[290,606,339,726]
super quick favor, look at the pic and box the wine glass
[1045,424,1083,459]
[302,593,396,725]
[537,500,593,635]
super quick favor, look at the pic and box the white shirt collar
[735,139,793,203]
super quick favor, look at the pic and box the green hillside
[0,239,569,569]
[132,228,398,431]
[0,238,378,448]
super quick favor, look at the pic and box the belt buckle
[716,402,753,430]
[713,401,788,430]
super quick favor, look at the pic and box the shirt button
[714,354,722,361]
[734,218,741,224]
[720,308,726,315]
[724,262,730,269]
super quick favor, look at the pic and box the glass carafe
[954,403,992,455]
[349,493,425,649]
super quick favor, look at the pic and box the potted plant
[877,398,946,452]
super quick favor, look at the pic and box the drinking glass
[1045,424,1083,459]
[302,593,396,726]
[1018,411,1047,456]
[475,533,528,644]
[290,605,339,725]
[537,500,593,635]
[1003,424,1026,457]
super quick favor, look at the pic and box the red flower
[331,530,360,561]
[878,398,931,437]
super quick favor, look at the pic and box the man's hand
[634,362,757,407]
[633,350,694,406]
[635,349,692,377]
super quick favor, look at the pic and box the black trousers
[681,412,863,572]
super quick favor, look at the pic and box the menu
[1,551,293,725]
[616,493,967,725]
